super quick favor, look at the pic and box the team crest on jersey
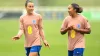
[32,20,36,24]
[77,24,81,28]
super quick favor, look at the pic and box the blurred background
[0,0,100,56]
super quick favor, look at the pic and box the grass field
[0,19,100,56]
[0,0,100,7]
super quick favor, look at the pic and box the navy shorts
[68,48,84,56]
[25,46,41,56]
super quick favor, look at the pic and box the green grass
[0,19,100,56]
[0,0,100,7]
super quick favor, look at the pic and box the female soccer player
[12,1,49,56]
[60,3,91,56]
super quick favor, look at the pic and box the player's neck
[27,12,33,15]
[72,13,78,18]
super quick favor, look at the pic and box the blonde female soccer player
[60,3,91,56]
[12,1,49,56]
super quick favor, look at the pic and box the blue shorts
[68,48,84,56]
[25,46,42,56]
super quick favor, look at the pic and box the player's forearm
[17,30,23,37]
[60,28,69,35]
[76,29,91,34]
[39,29,46,41]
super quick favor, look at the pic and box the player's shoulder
[79,14,89,22]
[79,14,87,20]
[20,14,26,19]
[65,16,71,19]
[34,12,41,16]
[64,16,71,21]
[34,12,42,19]
[19,14,27,21]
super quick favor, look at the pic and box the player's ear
[74,9,77,12]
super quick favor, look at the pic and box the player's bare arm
[73,26,91,34]
[12,30,23,40]
[38,15,50,48]
[60,26,73,35]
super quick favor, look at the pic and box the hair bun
[78,7,83,13]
